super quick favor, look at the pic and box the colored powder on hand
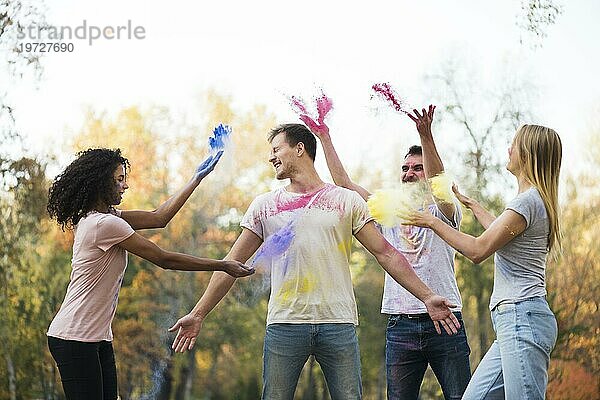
[208,124,232,153]
[429,173,454,203]
[371,82,411,115]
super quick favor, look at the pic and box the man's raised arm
[300,115,371,201]
[408,105,456,221]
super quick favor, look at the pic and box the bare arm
[169,228,263,352]
[404,208,526,264]
[299,115,372,201]
[354,221,460,334]
[118,231,253,277]
[120,151,223,230]
[408,106,456,220]
[452,184,496,229]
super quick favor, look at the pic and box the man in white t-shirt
[301,105,471,400]
[169,123,460,400]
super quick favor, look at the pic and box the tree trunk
[50,361,58,400]
[477,293,489,363]
[174,349,196,400]
[5,352,16,400]
[377,355,386,400]
[473,266,490,366]
[40,362,55,400]
[157,357,173,400]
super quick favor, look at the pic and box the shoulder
[250,188,281,206]
[507,187,546,226]
[510,187,544,209]
[97,212,133,231]
[245,188,283,216]
[328,184,365,202]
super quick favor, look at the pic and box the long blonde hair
[513,124,563,252]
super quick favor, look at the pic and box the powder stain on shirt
[276,273,317,303]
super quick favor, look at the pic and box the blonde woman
[404,125,561,399]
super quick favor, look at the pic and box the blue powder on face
[208,124,231,153]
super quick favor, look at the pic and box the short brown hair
[268,123,317,161]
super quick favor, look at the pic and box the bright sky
[5,0,600,196]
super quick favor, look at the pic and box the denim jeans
[462,297,558,400]
[385,312,471,400]
[262,323,362,400]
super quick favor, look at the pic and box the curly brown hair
[47,148,129,230]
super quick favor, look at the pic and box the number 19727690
[18,42,74,52]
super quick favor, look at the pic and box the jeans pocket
[525,311,557,354]
[495,302,516,315]
[387,315,399,329]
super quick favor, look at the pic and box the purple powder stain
[371,83,411,115]
[208,123,231,154]
[252,219,296,268]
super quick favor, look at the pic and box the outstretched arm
[408,106,456,221]
[118,231,254,277]
[354,221,460,335]
[403,207,526,264]
[168,228,263,352]
[300,115,372,201]
[452,184,496,229]
[120,151,223,230]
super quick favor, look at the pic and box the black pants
[47,336,118,400]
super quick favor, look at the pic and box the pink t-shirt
[47,211,135,342]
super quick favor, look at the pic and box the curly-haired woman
[404,124,561,399]
[46,148,253,400]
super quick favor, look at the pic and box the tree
[1,10,55,396]
[517,0,563,47]
[1,0,48,145]
[0,156,56,400]
[545,129,600,399]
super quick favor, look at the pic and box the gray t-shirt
[490,187,549,310]
[381,203,463,314]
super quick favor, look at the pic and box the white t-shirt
[381,203,463,314]
[241,184,372,326]
[47,211,135,342]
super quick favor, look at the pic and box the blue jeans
[385,312,471,400]
[262,323,362,400]
[462,297,558,400]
